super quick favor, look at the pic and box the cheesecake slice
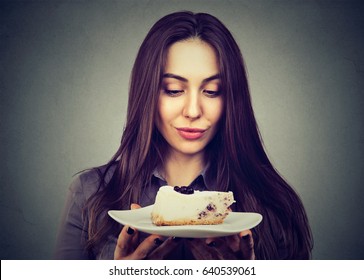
[151,186,235,226]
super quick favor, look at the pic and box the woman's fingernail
[127,227,134,235]
[242,234,250,240]
[172,237,181,242]
[207,241,217,247]
[154,238,163,245]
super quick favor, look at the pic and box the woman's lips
[176,127,206,140]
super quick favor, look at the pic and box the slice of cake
[151,186,235,226]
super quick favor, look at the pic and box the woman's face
[156,39,223,158]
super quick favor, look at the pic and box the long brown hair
[85,11,313,259]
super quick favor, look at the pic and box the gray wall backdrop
[1,0,363,260]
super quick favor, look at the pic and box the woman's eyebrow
[163,73,188,82]
[162,73,220,83]
[202,74,220,83]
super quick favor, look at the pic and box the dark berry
[186,187,194,194]
[206,203,216,211]
[198,211,207,218]
[173,185,194,195]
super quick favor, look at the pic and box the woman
[55,11,313,260]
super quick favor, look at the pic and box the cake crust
[151,213,228,226]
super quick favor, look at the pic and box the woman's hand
[113,225,164,260]
[187,230,255,260]
[114,204,181,260]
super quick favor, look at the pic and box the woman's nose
[183,91,202,119]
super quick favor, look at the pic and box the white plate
[108,205,263,238]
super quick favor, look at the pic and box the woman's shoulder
[68,163,116,201]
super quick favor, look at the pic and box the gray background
[1,0,363,260]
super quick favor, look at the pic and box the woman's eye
[203,90,221,97]
[163,89,184,96]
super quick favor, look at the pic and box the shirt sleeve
[53,174,91,259]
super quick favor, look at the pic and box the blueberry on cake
[151,186,235,226]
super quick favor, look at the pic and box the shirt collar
[151,164,216,191]
[151,168,167,183]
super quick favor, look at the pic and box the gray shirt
[54,165,215,259]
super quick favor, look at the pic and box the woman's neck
[162,151,205,186]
